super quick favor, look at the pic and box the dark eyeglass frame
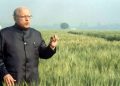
[16,15,32,18]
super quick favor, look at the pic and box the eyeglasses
[16,15,32,18]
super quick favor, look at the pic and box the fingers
[5,78,10,86]
[50,35,59,42]
[4,74,16,86]
[54,35,59,41]
[6,78,13,86]
[11,79,16,86]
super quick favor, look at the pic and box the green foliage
[68,31,120,41]
[39,30,120,86]
[60,23,69,29]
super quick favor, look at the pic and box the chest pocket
[33,41,40,48]
[32,41,40,56]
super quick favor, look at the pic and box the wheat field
[38,30,120,86]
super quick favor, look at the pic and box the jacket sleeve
[38,33,56,59]
[0,31,8,79]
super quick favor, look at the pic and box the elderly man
[0,7,58,86]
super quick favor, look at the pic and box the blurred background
[0,0,120,30]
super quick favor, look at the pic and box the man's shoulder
[0,25,14,33]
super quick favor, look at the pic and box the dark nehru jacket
[0,24,56,84]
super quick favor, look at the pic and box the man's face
[14,9,31,29]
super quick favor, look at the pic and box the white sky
[0,0,120,27]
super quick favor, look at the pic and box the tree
[60,23,69,29]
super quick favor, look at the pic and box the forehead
[16,8,30,16]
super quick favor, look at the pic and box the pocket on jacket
[33,42,39,48]
[33,42,39,56]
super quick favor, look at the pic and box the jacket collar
[13,23,31,36]
[13,23,30,31]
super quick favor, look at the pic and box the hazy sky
[0,0,120,27]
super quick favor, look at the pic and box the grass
[68,30,120,41]
[39,30,120,86]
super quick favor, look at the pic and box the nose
[25,16,30,21]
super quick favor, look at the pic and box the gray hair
[13,6,29,17]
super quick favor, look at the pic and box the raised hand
[49,35,59,49]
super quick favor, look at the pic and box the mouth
[22,23,30,29]
[24,22,30,27]
[25,22,30,25]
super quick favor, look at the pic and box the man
[0,7,58,86]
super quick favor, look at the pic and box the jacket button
[24,42,27,45]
